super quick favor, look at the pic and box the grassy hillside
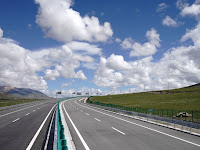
[91,84,200,111]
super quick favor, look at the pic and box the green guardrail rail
[57,99,68,150]
[57,97,77,150]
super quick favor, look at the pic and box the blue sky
[0,0,200,96]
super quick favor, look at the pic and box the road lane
[62,98,200,150]
[0,99,59,150]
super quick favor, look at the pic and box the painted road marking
[0,102,47,118]
[13,118,20,122]
[26,113,30,116]
[112,127,126,135]
[94,118,101,122]
[33,110,36,112]
[26,104,56,150]
[63,102,90,150]
[75,101,200,148]
[86,113,89,115]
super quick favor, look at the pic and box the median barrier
[57,99,69,150]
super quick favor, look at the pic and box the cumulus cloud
[181,23,200,48]
[67,41,102,55]
[157,3,168,12]
[0,28,48,92]
[162,16,178,27]
[106,54,132,70]
[93,22,200,90]
[35,0,113,42]
[180,3,200,17]
[121,28,160,57]
[0,27,103,92]
[93,55,152,88]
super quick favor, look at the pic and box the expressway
[0,99,59,150]
[61,97,200,150]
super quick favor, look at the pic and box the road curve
[61,97,200,150]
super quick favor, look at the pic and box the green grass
[91,92,200,111]
[0,99,45,108]
[90,85,200,123]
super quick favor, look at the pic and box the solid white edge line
[94,118,101,122]
[12,118,20,122]
[26,104,56,150]
[63,101,90,150]
[75,101,200,148]
[0,102,47,118]
[112,127,126,135]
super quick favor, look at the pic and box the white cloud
[67,41,102,55]
[176,0,189,10]
[162,16,178,27]
[121,28,160,57]
[93,22,200,90]
[157,3,168,12]
[181,23,200,48]
[0,28,3,39]
[106,54,132,70]
[0,27,94,92]
[121,37,134,49]
[74,70,87,80]
[82,62,97,70]
[115,38,122,43]
[44,69,60,80]
[61,82,72,88]
[0,32,48,92]
[35,0,113,42]
[180,3,200,17]
[93,55,153,88]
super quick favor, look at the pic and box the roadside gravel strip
[60,100,76,150]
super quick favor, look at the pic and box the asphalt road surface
[62,97,200,150]
[0,99,59,150]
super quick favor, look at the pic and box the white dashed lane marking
[94,118,101,122]
[112,127,126,135]
[13,118,20,123]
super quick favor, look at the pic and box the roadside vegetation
[0,99,45,108]
[90,84,200,123]
[91,91,200,111]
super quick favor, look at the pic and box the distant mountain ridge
[0,86,50,99]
